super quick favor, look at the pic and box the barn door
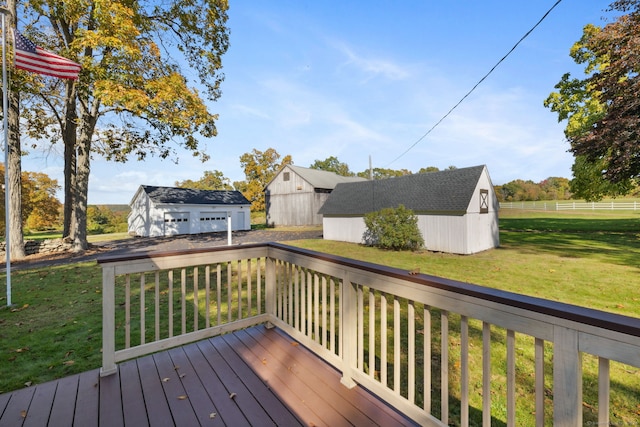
[164,212,190,236]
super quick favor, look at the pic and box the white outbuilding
[318,165,499,254]
[128,185,251,238]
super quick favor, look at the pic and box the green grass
[22,231,132,242]
[22,230,63,241]
[0,263,103,392]
[1,210,639,424]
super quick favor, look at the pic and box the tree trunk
[7,83,24,259]
[62,82,77,240]
[6,0,24,259]
[72,136,89,252]
[71,105,98,252]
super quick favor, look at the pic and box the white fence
[500,201,640,211]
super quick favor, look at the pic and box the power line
[385,0,563,167]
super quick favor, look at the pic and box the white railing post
[265,256,276,328]
[227,212,232,245]
[340,271,357,388]
[101,265,117,376]
[553,326,583,426]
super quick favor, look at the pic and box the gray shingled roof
[286,165,366,189]
[141,186,250,205]
[318,165,486,215]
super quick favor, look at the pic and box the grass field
[1,209,639,424]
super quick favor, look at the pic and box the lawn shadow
[499,217,640,270]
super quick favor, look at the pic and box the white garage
[128,185,251,238]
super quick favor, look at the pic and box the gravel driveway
[4,228,323,271]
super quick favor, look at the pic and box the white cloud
[230,104,271,120]
[332,41,411,81]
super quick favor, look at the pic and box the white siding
[127,190,167,237]
[235,211,247,231]
[465,212,500,254]
[417,215,467,254]
[324,212,498,255]
[322,217,367,243]
[128,190,152,237]
[462,167,500,254]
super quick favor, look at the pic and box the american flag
[14,30,81,80]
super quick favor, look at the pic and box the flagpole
[1,5,10,307]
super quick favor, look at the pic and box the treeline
[493,177,572,202]
[180,151,594,208]
[0,164,129,234]
[86,206,129,235]
[8,149,629,236]
[174,150,581,208]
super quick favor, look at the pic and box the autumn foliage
[0,164,62,233]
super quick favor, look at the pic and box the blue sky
[22,1,617,204]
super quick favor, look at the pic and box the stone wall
[0,239,73,258]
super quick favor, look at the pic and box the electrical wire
[385,0,563,167]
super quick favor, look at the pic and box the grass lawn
[1,209,639,424]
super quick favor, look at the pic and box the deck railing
[99,242,640,426]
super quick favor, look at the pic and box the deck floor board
[0,385,34,427]
[73,370,99,427]
[136,354,174,427]
[48,375,79,427]
[21,378,56,427]
[0,325,418,426]
[119,360,150,427]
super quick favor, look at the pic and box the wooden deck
[0,325,417,426]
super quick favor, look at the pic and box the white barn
[318,165,499,254]
[128,185,251,238]
[265,165,366,226]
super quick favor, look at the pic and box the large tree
[175,170,232,190]
[545,2,640,200]
[17,0,229,251]
[356,167,411,180]
[309,156,353,177]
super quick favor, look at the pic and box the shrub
[363,204,424,251]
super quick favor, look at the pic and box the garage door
[198,212,228,233]
[164,212,190,236]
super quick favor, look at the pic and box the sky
[21,1,619,205]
